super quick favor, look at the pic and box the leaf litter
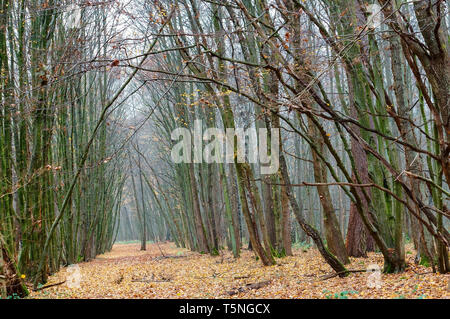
[29,242,449,299]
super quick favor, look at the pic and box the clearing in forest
[29,242,449,299]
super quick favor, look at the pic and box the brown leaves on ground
[29,242,449,299]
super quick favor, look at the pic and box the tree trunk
[279,152,348,275]
[188,162,210,253]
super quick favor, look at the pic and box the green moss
[324,290,358,299]
[419,255,431,267]
[272,247,286,258]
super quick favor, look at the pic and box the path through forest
[29,243,449,299]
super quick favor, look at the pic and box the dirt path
[29,242,449,299]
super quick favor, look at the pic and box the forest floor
[29,242,449,299]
